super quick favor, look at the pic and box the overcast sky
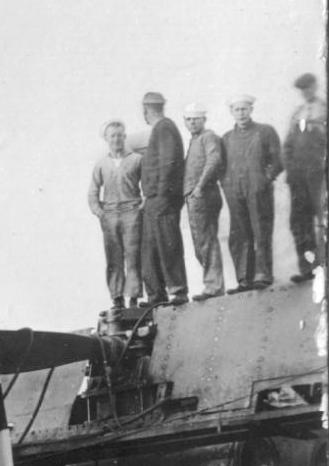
[0,0,326,331]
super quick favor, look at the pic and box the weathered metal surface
[14,415,325,466]
[0,329,125,374]
[272,436,327,466]
[5,280,327,465]
[0,329,95,374]
[149,282,324,411]
[2,360,86,443]
[64,437,324,466]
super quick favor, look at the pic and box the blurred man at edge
[283,73,327,283]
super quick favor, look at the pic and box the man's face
[143,105,151,125]
[230,102,253,127]
[184,116,206,135]
[104,125,126,153]
[301,83,317,102]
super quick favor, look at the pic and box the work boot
[129,297,138,308]
[192,290,224,302]
[139,295,169,308]
[290,272,314,283]
[111,296,125,310]
[253,279,272,290]
[227,280,253,295]
[170,293,189,305]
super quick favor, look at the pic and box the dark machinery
[0,281,327,466]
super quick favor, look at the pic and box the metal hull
[2,281,326,465]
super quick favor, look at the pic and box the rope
[113,301,168,371]
[95,334,122,428]
[96,301,169,430]
[3,328,34,399]
[17,367,54,444]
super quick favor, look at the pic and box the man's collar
[191,128,206,138]
[304,96,319,104]
[152,116,165,127]
[107,149,131,159]
[235,119,254,131]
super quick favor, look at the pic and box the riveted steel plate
[149,282,324,410]
[2,360,86,444]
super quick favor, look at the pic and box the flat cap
[100,119,125,138]
[143,92,166,104]
[227,94,256,106]
[183,102,207,118]
[294,73,317,89]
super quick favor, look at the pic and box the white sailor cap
[100,119,125,138]
[227,94,256,107]
[183,102,207,118]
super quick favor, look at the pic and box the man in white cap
[283,74,327,283]
[222,95,282,294]
[183,103,226,300]
[140,92,188,307]
[88,120,143,310]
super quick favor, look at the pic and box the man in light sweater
[183,103,226,301]
[88,120,143,310]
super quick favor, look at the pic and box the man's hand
[97,210,105,220]
[139,198,145,211]
[265,165,274,181]
[191,186,203,198]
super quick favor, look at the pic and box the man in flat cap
[283,74,326,283]
[222,95,282,294]
[88,120,143,310]
[183,103,226,300]
[141,92,188,306]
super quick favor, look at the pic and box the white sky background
[0,0,326,331]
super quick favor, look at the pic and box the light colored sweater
[88,151,142,217]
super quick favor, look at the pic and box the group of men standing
[88,73,326,310]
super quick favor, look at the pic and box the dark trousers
[142,199,188,301]
[288,169,323,274]
[186,189,225,294]
[224,186,274,284]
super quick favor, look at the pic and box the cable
[227,442,237,466]
[113,301,169,370]
[95,334,122,429]
[100,303,327,430]
[98,365,328,439]
[19,363,325,459]
[94,305,326,435]
[102,398,167,427]
[96,301,168,430]
[3,328,34,399]
[161,365,327,424]
[17,367,54,444]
